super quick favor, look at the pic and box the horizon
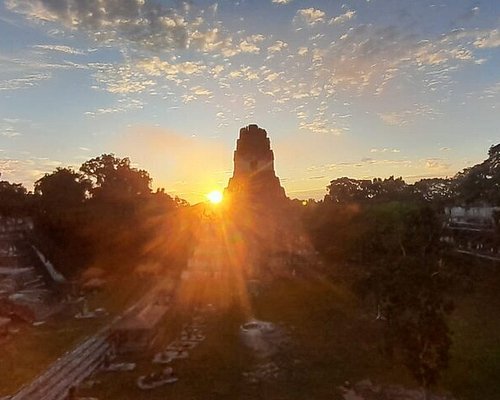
[1,0,499,203]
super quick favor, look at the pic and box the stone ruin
[225,124,286,203]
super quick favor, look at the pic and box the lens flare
[207,190,223,204]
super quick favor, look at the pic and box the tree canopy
[80,154,152,201]
[35,167,90,211]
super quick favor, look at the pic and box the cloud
[299,118,345,135]
[0,119,22,137]
[90,62,155,94]
[0,157,62,186]
[190,86,212,96]
[0,73,51,91]
[268,40,288,54]
[272,0,292,4]
[297,46,308,56]
[474,29,500,49]
[378,105,438,126]
[136,57,206,76]
[425,158,451,170]
[370,148,400,153]
[84,98,144,117]
[329,10,356,25]
[294,8,326,26]
[238,34,265,54]
[6,0,218,52]
[33,44,86,55]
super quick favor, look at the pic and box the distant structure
[443,205,500,261]
[225,124,286,202]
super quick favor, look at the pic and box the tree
[0,176,30,215]
[80,154,151,201]
[413,178,453,205]
[354,203,453,396]
[452,143,500,205]
[325,177,374,203]
[35,167,90,211]
[325,176,413,204]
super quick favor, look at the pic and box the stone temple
[225,124,286,202]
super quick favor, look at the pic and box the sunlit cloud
[32,44,86,55]
[0,157,62,186]
[474,29,500,49]
[294,8,326,26]
[268,40,288,54]
[1,0,499,200]
[329,10,356,25]
[5,0,219,52]
[0,73,51,91]
[378,105,439,127]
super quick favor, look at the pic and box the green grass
[442,265,500,400]
[0,317,103,396]
[5,266,500,399]
[82,278,411,400]
[79,304,251,400]
[0,274,150,397]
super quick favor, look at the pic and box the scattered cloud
[136,57,206,76]
[6,0,220,52]
[90,63,155,94]
[378,105,439,126]
[474,29,500,49]
[0,119,23,137]
[33,44,86,55]
[370,148,401,153]
[329,10,356,25]
[0,73,51,91]
[425,158,451,170]
[294,8,326,26]
[84,98,144,117]
[268,40,288,54]
[0,157,62,185]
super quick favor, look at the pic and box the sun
[207,190,223,204]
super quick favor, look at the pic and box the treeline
[0,154,192,277]
[323,143,500,207]
[296,143,500,393]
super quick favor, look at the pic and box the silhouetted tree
[352,203,453,395]
[453,143,500,205]
[0,176,30,215]
[413,178,453,206]
[80,154,151,201]
[35,167,90,212]
[325,177,373,203]
[325,176,413,204]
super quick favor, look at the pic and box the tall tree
[354,203,453,396]
[325,176,413,204]
[0,176,30,215]
[80,154,151,201]
[35,167,90,211]
[453,143,500,205]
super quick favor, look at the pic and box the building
[110,303,170,353]
[225,124,286,202]
[443,205,500,259]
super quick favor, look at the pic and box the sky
[0,0,499,203]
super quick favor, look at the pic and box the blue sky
[0,0,499,202]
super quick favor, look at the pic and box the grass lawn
[5,264,500,399]
[0,317,103,396]
[0,273,151,397]
[82,277,412,400]
[442,264,500,400]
